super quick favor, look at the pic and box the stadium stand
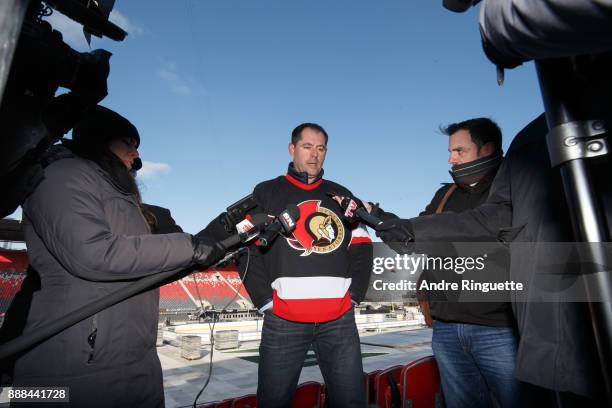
[0,249,253,327]
[158,265,254,323]
[180,267,252,309]
[0,250,27,321]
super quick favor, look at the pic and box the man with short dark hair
[371,118,521,408]
[240,123,373,407]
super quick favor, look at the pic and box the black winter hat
[71,105,140,152]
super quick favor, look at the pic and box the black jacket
[418,178,515,327]
[409,115,607,397]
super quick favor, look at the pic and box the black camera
[0,1,126,217]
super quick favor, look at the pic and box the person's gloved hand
[368,201,384,219]
[376,219,415,244]
[192,235,226,268]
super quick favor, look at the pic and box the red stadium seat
[196,402,218,408]
[291,381,321,408]
[319,384,326,407]
[232,394,257,408]
[374,365,402,408]
[401,355,442,408]
[215,398,234,408]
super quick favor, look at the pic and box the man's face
[108,137,140,170]
[288,128,327,180]
[447,129,491,166]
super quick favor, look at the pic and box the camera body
[0,1,117,217]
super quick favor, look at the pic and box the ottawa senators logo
[286,200,345,256]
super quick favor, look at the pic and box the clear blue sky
[15,1,543,233]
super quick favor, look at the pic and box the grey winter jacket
[13,147,193,407]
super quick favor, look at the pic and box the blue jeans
[432,320,523,408]
[257,308,365,408]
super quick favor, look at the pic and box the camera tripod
[537,55,612,403]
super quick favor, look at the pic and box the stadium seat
[400,355,443,408]
[366,369,381,405]
[196,402,218,408]
[291,381,321,408]
[232,394,257,408]
[374,365,402,408]
[215,398,234,408]
[319,384,326,407]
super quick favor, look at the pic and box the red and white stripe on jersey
[349,222,372,246]
[271,276,353,322]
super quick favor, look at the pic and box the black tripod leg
[537,57,612,403]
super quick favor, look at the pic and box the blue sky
[12,1,543,234]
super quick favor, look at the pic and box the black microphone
[218,213,271,250]
[338,196,383,228]
[258,204,300,247]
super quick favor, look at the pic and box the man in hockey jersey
[240,123,373,407]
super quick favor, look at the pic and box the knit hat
[70,105,140,153]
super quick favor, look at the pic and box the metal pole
[536,57,612,402]
[0,0,29,107]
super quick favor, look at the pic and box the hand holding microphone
[375,219,414,245]
[192,206,300,267]
[329,192,414,245]
[327,192,383,228]
[192,213,269,268]
[192,236,226,268]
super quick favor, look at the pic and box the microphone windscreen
[250,213,272,226]
[286,204,300,222]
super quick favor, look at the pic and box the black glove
[376,219,415,256]
[368,202,384,219]
[376,219,415,244]
[191,235,226,268]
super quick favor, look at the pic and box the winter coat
[410,114,608,398]
[12,146,193,407]
[418,178,515,328]
[479,0,612,68]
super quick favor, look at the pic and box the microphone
[258,204,300,247]
[337,196,383,228]
[218,213,271,250]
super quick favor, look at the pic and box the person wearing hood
[369,118,521,408]
[11,105,223,407]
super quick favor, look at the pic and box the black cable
[192,316,216,408]
[192,247,251,408]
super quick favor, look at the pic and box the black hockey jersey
[241,169,373,322]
